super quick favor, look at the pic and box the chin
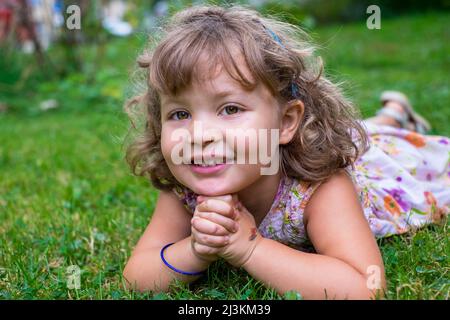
[170,164,261,196]
[185,179,237,196]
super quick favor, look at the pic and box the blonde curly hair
[124,5,368,191]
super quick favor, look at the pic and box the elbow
[367,282,387,300]
[122,264,137,291]
[359,288,386,300]
[364,270,387,300]
[122,269,167,294]
[122,262,140,291]
[122,259,169,294]
[355,276,387,300]
[354,288,384,300]
[336,272,387,300]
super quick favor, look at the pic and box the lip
[189,163,229,174]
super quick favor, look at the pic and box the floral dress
[172,122,450,252]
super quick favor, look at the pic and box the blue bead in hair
[264,26,300,99]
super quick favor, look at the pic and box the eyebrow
[162,88,239,106]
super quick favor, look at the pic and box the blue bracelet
[160,242,206,276]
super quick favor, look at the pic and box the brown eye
[222,105,241,115]
[171,110,190,120]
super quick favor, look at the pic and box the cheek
[249,116,281,159]
[161,127,195,168]
[251,109,281,132]
[160,129,178,165]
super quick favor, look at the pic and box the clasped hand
[190,194,262,268]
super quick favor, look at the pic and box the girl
[122,5,449,299]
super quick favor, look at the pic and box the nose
[189,116,224,151]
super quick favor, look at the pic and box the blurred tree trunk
[16,0,45,65]
[59,0,85,75]
[59,0,107,79]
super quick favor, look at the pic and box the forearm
[242,238,379,300]
[123,236,211,293]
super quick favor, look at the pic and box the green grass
[1,12,449,299]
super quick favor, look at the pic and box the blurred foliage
[0,36,145,115]
[0,0,448,116]
[0,0,151,115]
[262,0,450,24]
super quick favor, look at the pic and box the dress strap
[296,180,322,210]
[171,185,198,214]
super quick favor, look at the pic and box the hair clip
[266,27,285,48]
[264,26,300,99]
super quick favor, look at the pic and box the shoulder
[300,170,385,285]
[303,170,358,227]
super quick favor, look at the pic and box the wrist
[237,233,265,269]
[188,236,216,267]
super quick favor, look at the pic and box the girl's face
[160,58,283,196]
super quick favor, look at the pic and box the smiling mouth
[191,163,222,167]
[188,156,234,174]
[189,156,234,166]
[189,162,230,174]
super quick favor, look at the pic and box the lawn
[0,11,448,299]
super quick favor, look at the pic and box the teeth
[193,159,224,166]
[200,160,217,166]
[191,156,233,166]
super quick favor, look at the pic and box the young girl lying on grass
[122,5,449,299]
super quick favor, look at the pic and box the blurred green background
[0,1,449,299]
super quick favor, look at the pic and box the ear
[279,100,304,145]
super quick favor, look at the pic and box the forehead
[164,50,257,100]
[195,56,251,91]
[196,46,256,85]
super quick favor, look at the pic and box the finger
[197,199,236,219]
[191,227,230,247]
[233,201,251,217]
[194,211,238,233]
[197,194,232,204]
[192,241,221,257]
[197,195,240,208]
[191,216,230,235]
